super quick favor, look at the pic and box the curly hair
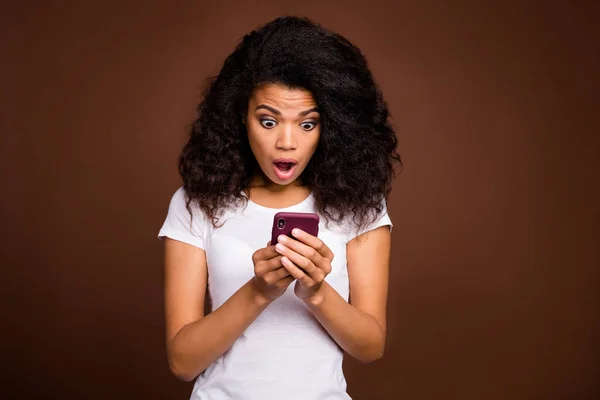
[178,15,402,234]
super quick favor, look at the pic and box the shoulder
[157,186,212,249]
[167,186,209,218]
[164,186,202,220]
[357,200,393,237]
[167,185,187,208]
[327,200,393,244]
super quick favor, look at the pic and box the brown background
[1,1,598,399]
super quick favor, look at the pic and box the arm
[307,226,390,363]
[163,238,273,382]
[275,226,391,363]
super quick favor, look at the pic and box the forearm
[305,281,385,363]
[168,278,272,381]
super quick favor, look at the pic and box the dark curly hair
[178,15,402,234]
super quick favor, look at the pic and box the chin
[271,176,298,186]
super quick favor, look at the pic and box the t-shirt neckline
[243,190,314,212]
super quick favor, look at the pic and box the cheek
[247,132,257,149]
[247,129,265,157]
[304,131,320,157]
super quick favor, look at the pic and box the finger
[281,256,312,285]
[276,235,326,270]
[255,256,283,276]
[289,229,334,261]
[254,244,279,262]
[277,275,295,289]
[276,243,320,278]
[268,255,284,270]
[265,266,291,283]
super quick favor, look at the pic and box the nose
[275,123,297,150]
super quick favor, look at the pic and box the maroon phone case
[271,212,320,244]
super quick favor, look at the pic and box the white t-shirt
[157,186,392,400]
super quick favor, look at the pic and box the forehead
[250,84,316,108]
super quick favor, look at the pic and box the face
[245,83,320,188]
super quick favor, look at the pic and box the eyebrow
[254,104,319,117]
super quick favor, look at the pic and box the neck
[245,174,311,205]
[249,172,306,193]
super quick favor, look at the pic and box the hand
[274,229,334,302]
[252,241,294,302]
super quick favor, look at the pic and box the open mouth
[274,162,294,172]
[273,160,298,180]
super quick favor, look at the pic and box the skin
[244,83,320,206]
[163,83,391,382]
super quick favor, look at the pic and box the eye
[260,118,277,129]
[301,121,318,131]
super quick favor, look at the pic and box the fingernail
[275,243,285,252]
[278,235,287,243]
[292,229,300,237]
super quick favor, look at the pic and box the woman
[158,15,401,399]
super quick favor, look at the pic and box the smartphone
[270,212,320,245]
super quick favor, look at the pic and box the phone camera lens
[277,218,285,229]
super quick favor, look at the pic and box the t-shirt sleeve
[349,201,393,242]
[157,186,207,249]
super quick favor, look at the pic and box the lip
[273,158,298,164]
